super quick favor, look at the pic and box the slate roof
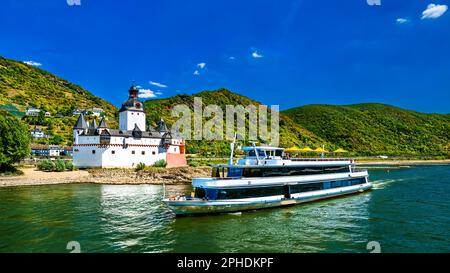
[74,114,87,129]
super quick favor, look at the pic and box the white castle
[72,83,187,168]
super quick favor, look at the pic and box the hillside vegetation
[283,104,450,156]
[2,56,448,157]
[144,89,329,155]
[0,56,117,145]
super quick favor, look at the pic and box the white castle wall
[73,145,103,168]
[119,111,146,131]
[73,135,174,168]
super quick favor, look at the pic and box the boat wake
[371,178,404,189]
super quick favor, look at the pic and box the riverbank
[1,159,449,187]
[0,167,212,187]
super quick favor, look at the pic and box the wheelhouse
[241,146,284,160]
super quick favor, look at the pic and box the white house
[48,145,64,157]
[26,107,41,116]
[72,83,187,168]
[30,127,46,138]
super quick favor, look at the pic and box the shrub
[135,162,146,171]
[153,159,167,168]
[0,165,24,176]
[64,160,74,171]
[54,160,66,172]
[38,159,55,171]
[188,160,200,167]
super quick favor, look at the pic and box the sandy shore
[1,159,449,187]
[0,167,212,188]
[0,168,91,187]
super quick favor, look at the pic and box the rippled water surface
[0,165,449,252]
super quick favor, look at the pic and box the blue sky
[1,0,449,113]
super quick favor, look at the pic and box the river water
[0,165,449,253]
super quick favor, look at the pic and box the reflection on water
[0,165,449,253]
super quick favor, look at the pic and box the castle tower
[119,83,146,131]
[73,113,87,144]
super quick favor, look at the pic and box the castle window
[152,151,156,155]
[112,150,115,154]
[132,151,135,154]
[92,150,96,154]
[142,151,145,155]
[174,147,177,152]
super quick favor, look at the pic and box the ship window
[241,165,349,178]
[216,186,285,200]
[227,168,243,178]
[275,150,283,157]
[194,188,206,199]
[289,183,323,194]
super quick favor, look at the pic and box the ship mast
[228,132,237,165]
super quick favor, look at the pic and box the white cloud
[421,4,448,19]
[23,61,42,67]
[197,62,206,69]
[138,89,157,98]
[396,18,409,24]
[252,51,263,58]
[229,56,236,60]
[149,81,167,88]
[155,91,163,95]
[193,70,200,75]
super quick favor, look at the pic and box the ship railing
[289,157,354,162]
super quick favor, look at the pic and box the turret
[157,118,168,133]
[73,114,87,144]
[97,116,109,134]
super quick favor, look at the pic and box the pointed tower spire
[98,117,108,128]
[74,114,87,129]
[157,118,168,133]
[89,118,97,129]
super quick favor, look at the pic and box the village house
[30,127,46,138]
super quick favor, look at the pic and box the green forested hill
[0,56,117,145]
[144,89,329,155]
[2,55,448,157]
[283,103,450,156]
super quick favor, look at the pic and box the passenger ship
[163,145,371,216]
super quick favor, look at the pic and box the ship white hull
[163,182,372,216]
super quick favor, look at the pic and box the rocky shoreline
[86,167,212,185]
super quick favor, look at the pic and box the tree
[49,134,64,145]
[0,110,31,170]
